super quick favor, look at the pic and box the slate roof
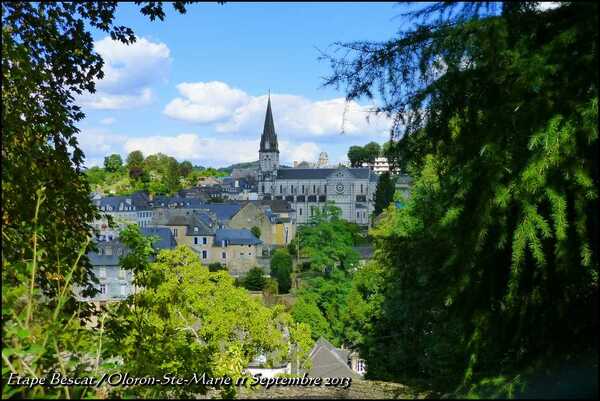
[202,203,242,221]
[275,167,373,180]
[87,229,176,266]
[308,337,359,379]
[259,96,279,153]
[252,199,294,213]
[214,229,262,246]
[140,227,177,250]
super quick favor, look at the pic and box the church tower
[258,94,279,198]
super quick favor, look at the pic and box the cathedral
[257,96,378,225]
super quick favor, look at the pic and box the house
[213,228,263,276]
[76,227,177,304]
[92,191,154,237]
[229,202,296,248]
[307,337,366,379]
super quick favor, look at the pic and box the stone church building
[257,96,378,225]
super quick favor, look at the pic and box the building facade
[256,96,378,225]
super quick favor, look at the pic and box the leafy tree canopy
[325,1,598,391]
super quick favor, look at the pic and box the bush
[270,248,293,293]
[243,267,267,291]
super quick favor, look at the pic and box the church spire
[260,93,279,153]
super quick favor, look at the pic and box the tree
[165,157,181,194]
[106,236,312,398]
[1,3,201,397]
[298,203,359,273]
[348,145,367,167]
[373,172,396,215]
[325,1,598,392]
[270,248,293,293]
[250,226,262,239]
[179,160,193,177]
[243,267,267,291]
[363,141,382,164]
[126,150,145,168]
[208,262,227,272]
[104,154,123,172]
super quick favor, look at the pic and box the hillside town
[76,98,412,381]
[5,2,596,399]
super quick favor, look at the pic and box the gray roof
[275,167,373,180]
[87,229,176,266]
[202,203,242,221]
[259,96,279,153]
[140,227,177,250]
[308,338,359,379]
[214,229,262,246]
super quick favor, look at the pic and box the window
[118,268,126,279]
[299,208,302,216]
[357,211,360,219]
[194,237,198,245]
[301,185,305,194]
[280,184,283,193]
[120,284,128,296]
[194,226,199,233]
[202,250,207,259]
[203,237,207,245]
[222,251,227,259]
[313,184,316,193]
[173,228,178,237]
[360,184,363,193]
[100,284,106,295]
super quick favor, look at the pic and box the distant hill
[218,160,259,174]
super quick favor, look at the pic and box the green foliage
[251,225,262,239]
[297,203,359,273]
[243,267,267,291]
[270,248,293,293]
[347,142,382,167]
[126,150,145,169]
[2,190,105,399]
[374,172,396,215]
[179,160,193,177]
[103,154,123,173]
[326,1,599,391]
[105,244,312,398]
[208,262,227,272]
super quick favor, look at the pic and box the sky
[77,2,415,168]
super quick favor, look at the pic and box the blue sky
[77,2,414,168]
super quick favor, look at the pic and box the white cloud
[77,129,128,160]
[79,88,154,110]
[123,133,258,165]
[164,82,250,123]
[162,81,393,138]
[120,133,321,166]
[78,36,171,110]
[279,141,321,163]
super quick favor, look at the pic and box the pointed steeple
[260,93,279,153]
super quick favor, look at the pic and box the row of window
[276,183,368,195]
[98,283,129,297]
